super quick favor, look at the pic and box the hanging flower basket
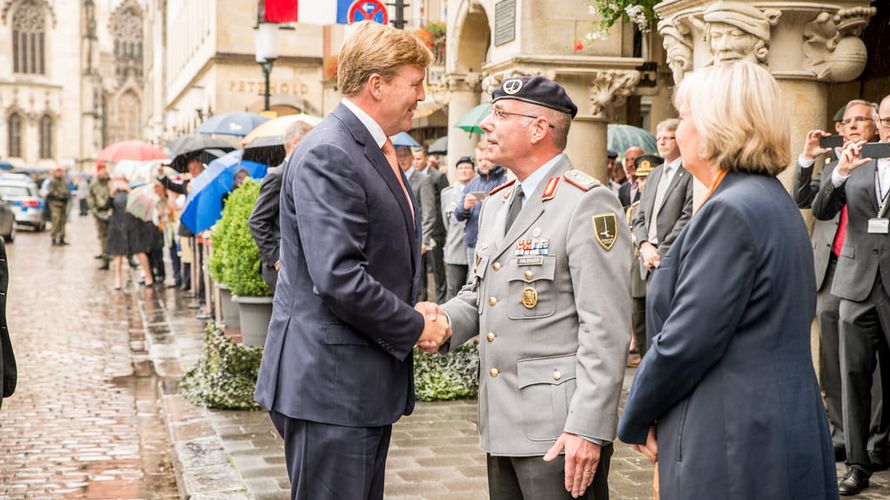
[415,21,446,64]
[323,55,338,82]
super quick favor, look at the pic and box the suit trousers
[819,257,890,453]
[445,263,468,301]
[269,411,392,500]
[417,243,447,303]
[839,277,890,473]
[632,297,646,357]
[486,444,613,500]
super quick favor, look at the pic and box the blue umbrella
[195,112,269,137]
[390,132,420,148]
[0,160,12,171]
[180,150,269,234]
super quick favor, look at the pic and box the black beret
[456,155,475,166]
[492,76,578,118]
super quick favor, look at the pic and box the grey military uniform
[442,156,632,457]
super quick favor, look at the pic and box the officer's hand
[421,243,428,255]
[632,426,658,464]
[415,302,450,352]
[639,242,660,270]
[837,140,870,177]
[802,129,832,161]
[463,194,478,210]
[544,433,601,498]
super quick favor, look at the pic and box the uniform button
[874,249,880,255]
[489,368,499,377]
[524,270,534,280]
[492,262,501,271]
[486,332,496,342]
[489,297,497,306]
[552,370,562,381]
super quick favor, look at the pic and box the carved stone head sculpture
[703,2,780,66]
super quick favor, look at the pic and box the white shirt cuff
[831,168,850,188]
[798,155,815,169]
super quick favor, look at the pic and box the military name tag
[517,256,544,266]
[592,213,617,251]
[521,286,538,309]
[868,218,890,234]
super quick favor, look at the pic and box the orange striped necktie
[381,138,415,224]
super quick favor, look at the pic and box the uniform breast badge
[592,213,617,251]
[514,238,550,260]
[521,286,538,309]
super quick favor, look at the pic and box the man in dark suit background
[793,103,889,468]
[631,120,693,357]
[249,120,313,292]
[412,147,448,303]
[253,21,451,500]
[618,146,643,208]
[402,147,443,303]
[0,239,15,410]
[812,95,890,495]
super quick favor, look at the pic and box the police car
[0,175,44,234]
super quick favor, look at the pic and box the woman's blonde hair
[338,21,432,97]
[673,62,790,176]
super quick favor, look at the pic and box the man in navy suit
[254,21,451,500]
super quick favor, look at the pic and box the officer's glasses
[880,116,890,128]
[491,107,556,129]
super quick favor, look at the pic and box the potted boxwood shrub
[218,179,272,346]
[209,201,239,329]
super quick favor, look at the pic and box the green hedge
[213,178,270,297]
[180,323,263,410]
[413,342,479,401]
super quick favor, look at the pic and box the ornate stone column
[445,73,482,176]
[656,0,875,192]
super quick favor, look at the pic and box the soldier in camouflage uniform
[46,167,71,246]
[88,164,112,268]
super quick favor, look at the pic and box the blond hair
[656,118,679,133]
[338,21,432,97]
[674,62,790,176]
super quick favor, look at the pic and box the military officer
[421,76,631,500]
[46,167,72,246]
[88,163,112,268]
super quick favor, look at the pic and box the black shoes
[838,468,869,496]
[98,262,110,270]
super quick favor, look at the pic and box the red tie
[381,138,414,222]
[832,205,848,257]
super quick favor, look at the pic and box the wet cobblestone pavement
[0,217,179,498]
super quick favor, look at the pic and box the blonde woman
[618,61,836,498]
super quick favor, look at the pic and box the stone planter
[216,283,240,329]
[232,295,273,347]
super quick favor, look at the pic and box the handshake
[415,302,451,353]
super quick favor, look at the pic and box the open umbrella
[179,150,269,234]
[241,114,324,146]
[455,103,492,135]
[607,124,658,157]
[0,160,13,171]
[391,132,420,148]
[167,135,236,173]
[126,183,160,222]
[98,140,168,162]
[428,136,447,155]
[195,112,269,137]
[243,136,286,166]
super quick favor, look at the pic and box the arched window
[12,0,46,75]
[114,91,140,143]
[7,114,23,158]
[39,115,52,159]
[110,2,144,83]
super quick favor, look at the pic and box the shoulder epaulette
[563,169,601,191]
[541,176,561,201]
[488,179,515,196]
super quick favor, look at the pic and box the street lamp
[254,23,278,112]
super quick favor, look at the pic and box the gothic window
[111,3,144,83]
[115,91,140,142]
[7,114,22,158]
[12,0,46,75]
[39,115,52,159]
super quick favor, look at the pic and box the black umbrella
[428,136,447,155]
[166,136,235,172]
[243,136,286,166]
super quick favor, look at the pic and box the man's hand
[631,426,658,464]
[463,194,479,210]
[415,302,450,352]
[543,433,601,498]
[421,243,428,255]
[802,129,832,161]
[837,140,871,177]
[639,241,660,270]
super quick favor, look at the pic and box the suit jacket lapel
[332,104,419,262]
[656,166,686,213]
[644,167,662,216]
[492,157,571,261]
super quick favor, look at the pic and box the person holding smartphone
[812,94,890,495]
[454,142,509,268]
